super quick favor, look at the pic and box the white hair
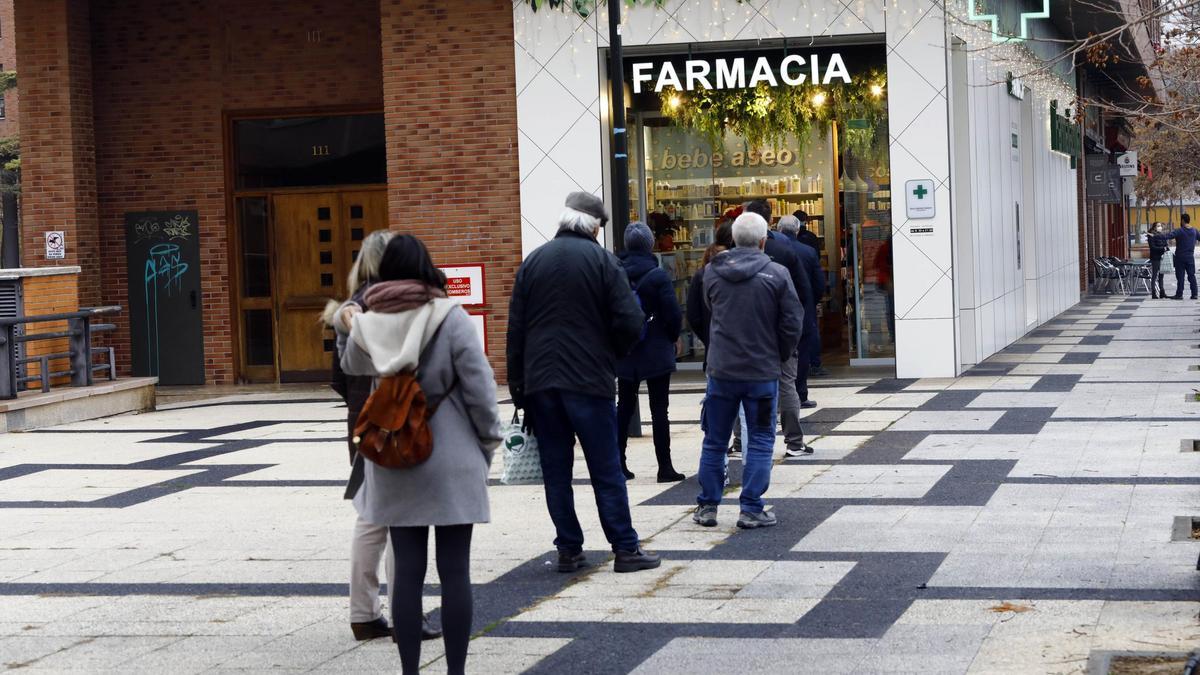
[558,207,601,236]
[778,215,802,235]
[733,212,769,248]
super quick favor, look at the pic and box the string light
[812,91,827,106]
[871,83,885,97]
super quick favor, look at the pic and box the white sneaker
[784,443,814,458]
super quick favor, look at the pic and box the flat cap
[564,191,609,222]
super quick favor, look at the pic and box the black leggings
[390,524,474,675]
[617,374,673,470]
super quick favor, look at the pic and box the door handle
[190,290,198,309]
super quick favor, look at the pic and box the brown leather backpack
[352,330,456,470]
[353,373,435,469]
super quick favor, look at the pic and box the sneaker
[557,550,587,573]
[801,400,818,409]
[784,443,814,458]
[737,510,778,529]
[692,504,718,527]
[613,547,662,573]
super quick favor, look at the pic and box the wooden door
[271,190,387,381]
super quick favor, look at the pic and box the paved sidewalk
[1,296,1198,673]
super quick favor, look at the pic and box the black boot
[613,547,662,573]
[619,447,635,480]
[557,549,587,573]
[654,445,685,482]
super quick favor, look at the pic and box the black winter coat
[1149,232,1170,260]
[507,230,644,402]
[616,251,682,381]
[766,232,813,328]
[686,265,711,348]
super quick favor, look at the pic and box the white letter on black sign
[686,60,713,91]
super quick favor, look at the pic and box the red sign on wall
[440,265,485,306]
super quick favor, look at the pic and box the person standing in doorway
[1148,222,1170,299]
[1168,213,1198,300]
[616,221,685,483]
[692,211,803,530]
[339,235,502,675]
[507,192,663,574]
[326,230,440,644]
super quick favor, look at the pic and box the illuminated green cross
[913,184,929,199]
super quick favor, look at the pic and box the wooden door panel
[340,191,389,274]
[273,193,340,379]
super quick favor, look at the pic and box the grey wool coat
[341,298,502,527]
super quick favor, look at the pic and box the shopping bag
[501,411,543,485]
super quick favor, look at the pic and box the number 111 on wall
[312,145,331,157]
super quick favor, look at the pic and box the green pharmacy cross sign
[968,0,1051,43]
[906,179,936,221]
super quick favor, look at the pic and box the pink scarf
[362,280,447,314]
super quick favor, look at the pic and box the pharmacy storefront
[513,0,1080,378]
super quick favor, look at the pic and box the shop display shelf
[716,192,824,200]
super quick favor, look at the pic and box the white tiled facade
[512,0,1079,378]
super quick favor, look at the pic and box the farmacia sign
[632,54,852,94]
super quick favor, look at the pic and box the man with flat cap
[507,192,663,574]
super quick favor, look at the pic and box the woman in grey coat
[340,235,501,675]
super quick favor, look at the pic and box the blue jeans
[698,378,778,513]
[526,389,640,553]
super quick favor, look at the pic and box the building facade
[10,0,1153,385]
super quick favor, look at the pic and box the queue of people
[325,190,814,672]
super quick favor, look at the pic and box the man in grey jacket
[693,212,803,530]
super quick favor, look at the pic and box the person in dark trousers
[791,210,828,376]
[692,211,803,530]
[686,222,735,358]
[507,191,662,575]
[339,235,502,675]
[326,230,440,645]
[1169,213,1198,300]
[1148,222,1170,299]
[616,221,685,483]
[779,214,821,407]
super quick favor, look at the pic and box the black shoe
[810,366,830,377]
[351,617,392,641]
[557,550,587,573]
[801,400,817,409]
[621,465,635,480]
[657,469,685,483]
[1172,295,1184,300]
[613,547,662,573]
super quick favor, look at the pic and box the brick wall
[19,0,519,384]
[380,0,520,381]
[0,0,18,140]
[21,272,78,387]
[14,0,97,302]
[88,0,382,383]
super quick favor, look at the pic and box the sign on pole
[1117,151,1138,177]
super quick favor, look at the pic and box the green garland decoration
[660,68,889,164]
[526,0,670,14]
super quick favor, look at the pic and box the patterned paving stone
[0,296,1198,672]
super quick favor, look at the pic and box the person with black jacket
[616,222,684,483]
[686,222,735,356]
[792,210,828,376]
[1168,214,1198,300]
[506,192,662,575]
[1148,222,1170,299]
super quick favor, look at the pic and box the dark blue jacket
[1169,226,1198,257]
[782,231,824,318]
[617,251,682,381]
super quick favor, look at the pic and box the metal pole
[608,0,629,252]
[1,170,19,268]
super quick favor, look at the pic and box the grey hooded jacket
[703,247,804,382]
